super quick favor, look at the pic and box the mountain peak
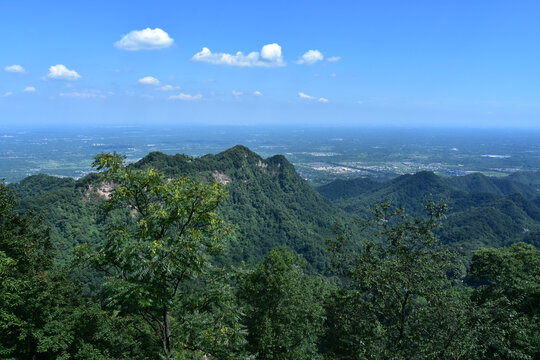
[392,171,444,188]
[218,145,260,158]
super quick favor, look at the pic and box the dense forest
[1,146,539,359]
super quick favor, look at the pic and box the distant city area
[1,126,539,184]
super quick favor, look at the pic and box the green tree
[84,152,244,359]
[324,202,478,359]
[0,181,149,359]
[0,180,51,358]
[240,247,328,359]
[470,242,540,359]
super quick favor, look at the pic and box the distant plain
[2,125,540,184]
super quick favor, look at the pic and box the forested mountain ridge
[9,174,103,260]
[317,171,540,254]
[318,170,540,209]
[130,145,345,270]
[446,172,540,198]
[9,148,540,268]
[9,145,345,270]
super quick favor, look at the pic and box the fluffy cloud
[115,28,174,51]
[24,86,35,92]
[327,56,341,62]
[47,65,81,80]
[2,91,13,97]
[192,43,284,67]
[232,91,243,97]
[297,50,324,65]
[160,85,180,91]
[261,43,282,62]
[169,93,202,100]
[298,92,328,103]
[253,90,262,96]
[138,76,160,85]
[5,65,24,73]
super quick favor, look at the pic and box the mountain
[508,171,540,189]
[441,193,540,253]
[318,171,465,216]
[445,172,539,199]
[10,146,345,271]
[317,171,540,254]
[9,174,103,260]
[131,146,345,270]
[10,148,540,270]
[316,177,384,201]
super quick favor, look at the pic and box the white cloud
[60,90,104,98]
[169,93,202,100]
[2,91,13,97]
[327,56,341,62]
[253,90,262,96]
[329,73,337,77]
[298,92,328,103]
[47,64,81,80]
[261,43,282,62]
[192,43,284,67]
[160,84,180,91]
[60,92,95,98]
[138,76,160,85]
[297,50,324,65]
[115,28,174,51]
[298,92,314,100]
[5,65,24,73]
[232,91,243,97]
[24,86,35,92]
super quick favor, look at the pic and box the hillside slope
[10,146,345,271]
[317,172,540,253]
[132,146,345,270]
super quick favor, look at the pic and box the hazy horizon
[2,125,539,183]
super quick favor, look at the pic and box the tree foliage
[81,152,244,359]
[324,202,479,359]
[0,181,150,359]
[240,247,328,360]
[470,242,540,359]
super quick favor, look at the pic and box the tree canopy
[79,152,245,359]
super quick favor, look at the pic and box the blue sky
[1,0,539,127]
